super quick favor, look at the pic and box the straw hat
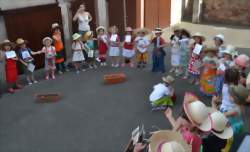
[172,26,180,32]
[192,32,206,41]
[149,130,191,152]
[214,34,225,42]
[136,28,150,35]
[83,31,93,41]
[96,26,105,32]
[222,45,236,57]
[0,39,15,49]
[229,84,249,105]
[208,109,233,140]
[16,38,28,46]
[42,37,53,45]
[154,27,163,34]
[125,27,133,32]
[234,54,250,68]
[72,33,81,41]
[183,92,212,131]
[51,23,60,29]
[109,26,118,33]
[162,75,175,84]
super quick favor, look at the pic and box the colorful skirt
[200,68,217,96]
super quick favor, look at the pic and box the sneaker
[130,63,134,68]
[33,80,38,84]
[58,71,63,75]
[103,62,107,66]
[8,88,15,94]
[76,70,80,74]
[45,76,49,80]
[93,65,98,69]
[16,84,22,89]
[52,75,56,80]
[82,69,86,72]
[89,65,93,69]
[96,57,101,62]
[182,76,188,80]
[115,64,119,68]
[170,68,175,73]
[111,64,115,67]
[28,82,33,85]
[65,68,70,72]
[121,63,126,67]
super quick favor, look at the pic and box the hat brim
[149,130,191,152]
[192,35,206,41]
[0,42,16,49]
[136,28,150,35]
[17,40,29,45]
[96,27,105,32]
[183,92,212,132]
[73,36,81,41]
[162,77,174,84]
[42,38,53,45]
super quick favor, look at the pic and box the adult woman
[73,4,93,35]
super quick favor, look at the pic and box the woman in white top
[73,4,93,35]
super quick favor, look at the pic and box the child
[215,45,236,95]
[187,32,205,85]
[213,34,226,58]
[52,23,67,74]
[0,40,22,93]
[151,28,167,73]
[164,93,211,152]
[83,31,97,69]
[38,37,56,80]
[234,54,250,86]
[169,26,181,76]
[96,26,108,66]
[108,26,120,67]
[122,27,135,68]
[16,38,39,85]
[72,33,85,74]
[199,48,219,97]
[134,28,150,68]
[179,29,191,79]
[149,75,175,111]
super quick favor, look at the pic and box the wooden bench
[104,73,126,84]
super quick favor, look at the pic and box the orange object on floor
[104,73,126,84]
[35,93,61,103]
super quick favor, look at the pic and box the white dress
[78,13,90,32]
[109,34,120,57]
[72,41,85,62]
[171,36,181,66]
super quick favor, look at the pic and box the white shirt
[135,36,150,53]
[220,84,236,112]
[78,14,90,31]
[149,83,170,102]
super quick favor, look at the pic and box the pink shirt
[180,127,202,152]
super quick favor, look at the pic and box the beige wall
[0,0,56,10]
[202,0,250,25]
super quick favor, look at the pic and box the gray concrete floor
[0,47,250,152]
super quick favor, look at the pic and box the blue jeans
[152,50,165,73]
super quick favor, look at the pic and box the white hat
[125,27,133,32]
[0,39,15,49]
[72,33,81,41]
[149,130,191,152]
[214,34,225,42]
[96,26,105,32]
[192,32,205,41]
[42,37,53,45]
[209,110,233,139]
[52,23,60,29]
[222,45,237,57]
[183,92,212,132]
[154,27,163,34]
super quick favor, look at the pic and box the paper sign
[131,126,140,145]
[21,51,31,59]
[110,34,117,42]
[27,63,35,72]
[125,35,132,43]
[5,51,17,59]
[218,63,226,71]
[88,50,94,58]
[193,44,203,55]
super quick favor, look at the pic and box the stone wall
[202,0,250,25]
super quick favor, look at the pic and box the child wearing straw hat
[96,26,108,66]
[213,34,226,58]
[83,31,97,69]
[151,27,167,73]
[0,40,22,93]
[108,26,120,67]
[16,38,40,85]
[38,37,56,80]
[72,33,85,74]
[149,75,175,111]
[122,27,135,68]
[134,28,150,68]
[52,23,67,74]
[187,32,205,85]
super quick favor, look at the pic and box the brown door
[71,0,97,34]
[144,0,171,29]
[3,4,62,72]
[126,0,137,29]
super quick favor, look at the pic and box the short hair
[224,68,240,85]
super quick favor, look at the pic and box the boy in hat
[16,38,40,85]
[151,27,167,73]
[149,75,175,111]
[52,23,67,74]
[214,34,226,58]
[134,28,150,68]
[0,40,22,93]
